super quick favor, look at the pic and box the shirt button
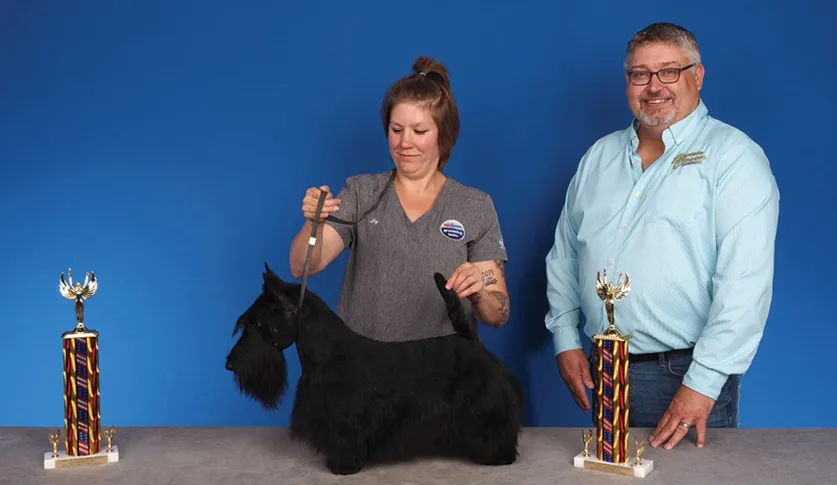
[620,224,627,230]
[609,260,615,266]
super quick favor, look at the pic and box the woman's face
[387,101,441,176]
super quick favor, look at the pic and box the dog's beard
[227,329,289,410]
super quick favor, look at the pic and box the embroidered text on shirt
[672,151,706,169]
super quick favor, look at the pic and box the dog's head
[225,262,300,409]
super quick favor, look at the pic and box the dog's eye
[256,320,263,327]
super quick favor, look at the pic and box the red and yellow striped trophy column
[573,269,654,478]
[44,269,119,470]
[594,324,630,463]
[63,325,101,457]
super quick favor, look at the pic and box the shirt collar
[629,99,708,149]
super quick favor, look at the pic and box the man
[544,22,779,451]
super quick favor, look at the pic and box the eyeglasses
[626,64,695,85]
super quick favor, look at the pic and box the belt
[628,348,693,363]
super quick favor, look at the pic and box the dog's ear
[262,262,286,293]
[263,261,284,284]
[260,263,300,313]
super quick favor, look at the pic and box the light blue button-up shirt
[544,100,780,400]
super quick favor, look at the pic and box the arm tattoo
[469,290,510,323]
[493,292,510,322]
[482,269,498,287]
[471,262,508,324]
[493,260,506,278]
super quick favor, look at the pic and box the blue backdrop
[2,1,834,428]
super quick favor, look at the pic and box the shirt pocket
[644,172,707,229]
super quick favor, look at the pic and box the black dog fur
[225,263,523,475]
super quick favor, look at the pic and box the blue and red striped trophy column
[573,269,653,478]
[45,269,119,469]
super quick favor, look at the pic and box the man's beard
[639,93,676,127]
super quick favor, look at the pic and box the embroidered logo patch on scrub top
[440,219,465,240]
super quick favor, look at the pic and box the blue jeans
[589,350,740,428]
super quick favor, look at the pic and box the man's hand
[649,385,716,450]
[557,349,594,413]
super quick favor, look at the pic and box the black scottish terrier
[225,263,523,475]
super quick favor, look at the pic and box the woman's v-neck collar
[393,174,450,225]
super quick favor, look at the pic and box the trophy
[573,269,654,478]
[44,269,120,470]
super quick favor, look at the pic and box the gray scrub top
[325,170,508,342]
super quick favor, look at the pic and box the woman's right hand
[302,185,341,221]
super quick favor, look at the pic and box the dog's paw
[326,455,365,475]
[490,448,518,466]
[471,446,518,466]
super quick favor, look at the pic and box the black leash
[296,170,396,309]
[298,189,327,309]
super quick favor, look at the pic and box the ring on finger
[679,422,690,429]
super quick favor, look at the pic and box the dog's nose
[225,359,234,371]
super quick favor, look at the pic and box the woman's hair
[380,56,460,170]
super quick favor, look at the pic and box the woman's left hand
[446,262,484,299]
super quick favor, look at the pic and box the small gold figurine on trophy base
[634,435,646,467]
[582,429,593,458]
[105,426,116,453]
[49,429,60,458]
[573,269,654,478]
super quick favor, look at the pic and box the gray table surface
[1,426,835,485]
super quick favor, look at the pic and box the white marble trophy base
[44,446,119,469]
[574,451,653,478]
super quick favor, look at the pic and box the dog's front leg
[325,420,367,475]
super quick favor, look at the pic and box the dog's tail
[433,272,479,341]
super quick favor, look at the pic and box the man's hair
[380,56,459,171]
[624,22,701,70]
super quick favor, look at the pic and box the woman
[289,56,510,342]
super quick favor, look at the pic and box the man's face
[625,42,704,129]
